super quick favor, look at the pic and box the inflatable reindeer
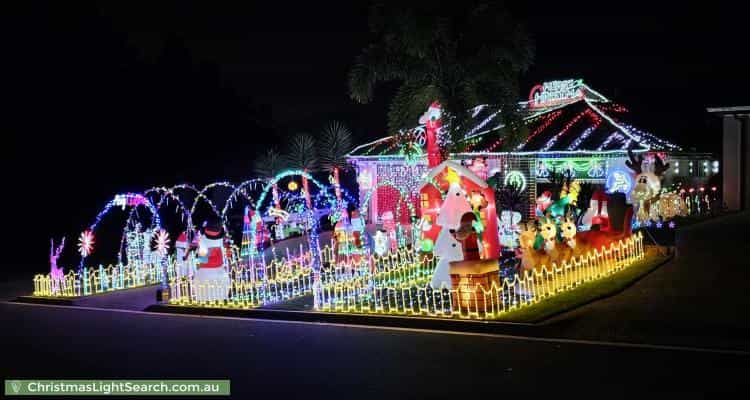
[518,221,550,272]
[626,149,670,223]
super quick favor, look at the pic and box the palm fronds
[318,121,353,173]
[286,133,318,172]
[253,149,288,179]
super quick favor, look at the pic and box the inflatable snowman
[193,220,230,302]
[175,231,195,278]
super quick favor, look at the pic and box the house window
[421,193,429,210]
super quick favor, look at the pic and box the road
[2,213,750,397]
[1,302,748,398]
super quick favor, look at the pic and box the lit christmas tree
[240,206,255,260]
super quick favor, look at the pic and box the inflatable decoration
[625,150,670,223]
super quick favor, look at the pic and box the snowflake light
[153,229,170,256]
[78,230,95,257]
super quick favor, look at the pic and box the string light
[316,233,644,319]
[78,230,95,257]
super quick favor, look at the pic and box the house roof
[347,81,682,159]
[418,160,488,192]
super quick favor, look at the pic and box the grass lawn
[493,248,672,323]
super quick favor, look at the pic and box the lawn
[492,248,672,323]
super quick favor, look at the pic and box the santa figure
[454,212,481,261]
[419,101,443,168]
[581,190,610,230]
[190,219,230,302]
[535,191,552,217]
[381,211,398,251]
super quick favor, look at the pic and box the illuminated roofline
[347,148,651,161]
[347,135,395,156]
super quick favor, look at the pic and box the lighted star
[668,221,676,229]
[444,168,460,185]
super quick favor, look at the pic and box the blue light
[605,168,633,194]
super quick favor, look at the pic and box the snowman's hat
[201,218,224,240]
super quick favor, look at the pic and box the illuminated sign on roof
[529,79,584,108]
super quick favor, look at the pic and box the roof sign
[529,79,584,108]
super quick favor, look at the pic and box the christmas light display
[606,168,634,194]
[153,229,170,256]
[528,79,584,108]
[503,170,527,192]
[540,109,592,151]
[536,157,608,180]
[34,261,174,297]
[359,179,417,226]
[317,233,643,319]
[78,230,95,257]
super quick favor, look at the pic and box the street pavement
[1,302,748,398]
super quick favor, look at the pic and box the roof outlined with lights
[348,80,682,159]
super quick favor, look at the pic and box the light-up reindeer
[539,216,558,254]
[557,213,591,260]
[518,221,549,272]
[626,150,670,223]
[50,237,65,294]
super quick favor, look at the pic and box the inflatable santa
[581,190,610,230]
[192,219,230,302]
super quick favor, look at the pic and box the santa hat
[201,218,224,240]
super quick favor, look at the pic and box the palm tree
[253,148,288,209]
[319,121,354,202]
[348,2,534,153]
[286,133,318,210]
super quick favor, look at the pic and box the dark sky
[5,1,748,271]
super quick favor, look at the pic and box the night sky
[5,1,748,271]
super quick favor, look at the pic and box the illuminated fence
[315,233,645,319]
[33,261,174,297]
[167,245,426,309]
[320,248,434,289]
[168,253,314,308]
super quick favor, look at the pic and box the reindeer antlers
[627,149,670,176]
[652,154,670,176]
[625,149,643,174]
[50,237,65,257]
